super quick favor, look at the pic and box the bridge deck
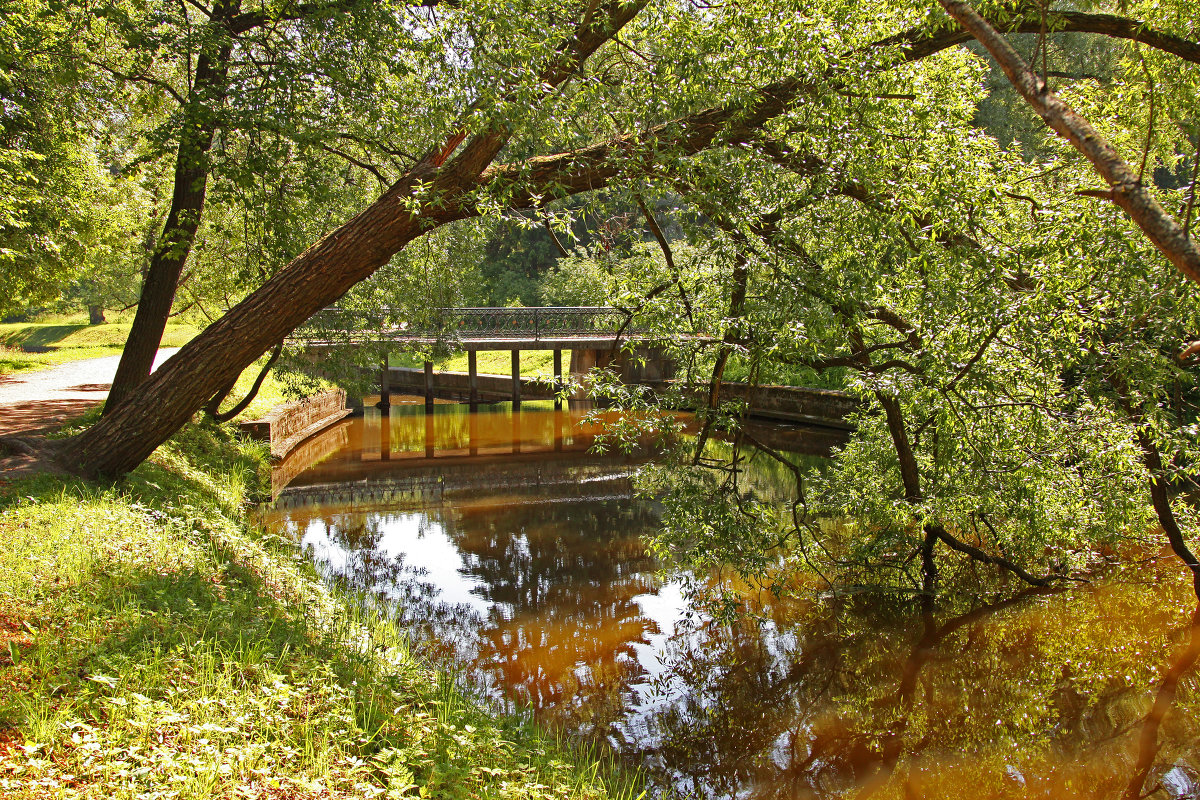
[303,335,631,351]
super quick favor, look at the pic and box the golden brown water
[259,403,1200,799]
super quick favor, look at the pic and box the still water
[259,402,1200,799]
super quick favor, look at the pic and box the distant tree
[0,0,115,316]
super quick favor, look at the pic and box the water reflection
[260,404,1200,799]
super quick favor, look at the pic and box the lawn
[391,349,557,378]
[0,322,200,376]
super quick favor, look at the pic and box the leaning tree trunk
[62,163,461,477]
[104,2,238,414]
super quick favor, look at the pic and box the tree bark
[87,305,105,325]
[104,0,240,413]
[1135,427,1200,599]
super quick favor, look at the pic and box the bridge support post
[424,360,434,412]
[468,350,479,410]
[553,349,563,410]
[379,360,390,409]
[511,349,521,407]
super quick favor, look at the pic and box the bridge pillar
[511,349,521,407]
[616,345,676,384]
[379,360,390,409]
[468,350,479,410]
[424,360,434,413]
[569,348,614,398]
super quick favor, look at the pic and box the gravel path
[0,350,179,436]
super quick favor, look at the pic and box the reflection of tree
[634,573,1200,799]
[448,497,662,734]
[264,452,1200,800]
[1126,603,1200,800]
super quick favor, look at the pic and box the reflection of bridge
[292,306,674,409]
[273,460,640,511]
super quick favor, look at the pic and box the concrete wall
[383,364,857,428]
[657,381,859,429]
[239,388,351,459]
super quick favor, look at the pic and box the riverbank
[0,414,638,798]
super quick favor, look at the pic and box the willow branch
[939,0,1200,285]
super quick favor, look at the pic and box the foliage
[0,0,124,315]
[9,0,1200,594]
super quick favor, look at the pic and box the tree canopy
[5,0,1200,594]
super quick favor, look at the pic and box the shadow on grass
[0,325,90,352]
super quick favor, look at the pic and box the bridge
[292,306,673,409]
[288,305,858,430]
[293,306,640,349]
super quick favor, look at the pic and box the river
[258,401,1200,799]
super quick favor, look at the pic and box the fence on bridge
[290,306,636,344]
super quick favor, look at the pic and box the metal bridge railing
[291,306,634,343]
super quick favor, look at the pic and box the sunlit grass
[0,322,200,376]
[391,349,557,378]
[0,420,644,799]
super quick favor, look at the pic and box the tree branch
[228,0,451,35]
[939,0,1200,285]
[929,523,1054,587]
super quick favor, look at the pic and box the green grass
[0,322,200,376]
[0,418,642,799]
[204,358,306,423]
[391,350,557,378]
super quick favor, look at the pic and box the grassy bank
[0,322,200,376]
[391,350,556,378]
[0,418,639,799]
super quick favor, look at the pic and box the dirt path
[0,350,179,436]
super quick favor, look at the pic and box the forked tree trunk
[59,0,649,479]
[104,0,238,414]
[61,164,460,478]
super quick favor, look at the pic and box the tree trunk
[61,164,456,477]
[692,254,748,463]
[938,0,1200,285]
[1135,427,1200,599]
[103,0,239,414]
[87,305,105,325]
